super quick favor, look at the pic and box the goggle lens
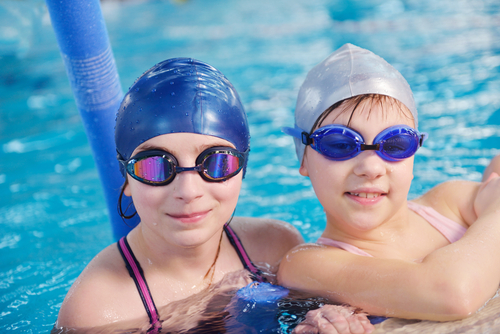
[203,152,241,180]
[318,133,359,160]
[131,155,173,183]
[380,133,419,160]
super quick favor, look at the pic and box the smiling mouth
[346,192,384,198]
[170,212,207,218]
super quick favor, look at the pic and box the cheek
[212,176,242,206]
[128,182,164,212]
[210,178,242,222]
[388,159,414,189]
[228,178,243,200]
[305,156,347,198]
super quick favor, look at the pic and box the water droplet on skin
[172,105,175,109]
[135,88,140,92]
[170,81,174,85]
[171,92,175,96]
[139,108,143,112]
[152,88,157,93]
[136,120,139,124]
[185,112,189,116]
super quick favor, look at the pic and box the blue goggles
[282,125,428,162]
[118,146,248,186]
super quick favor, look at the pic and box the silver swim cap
[286,43,418,163]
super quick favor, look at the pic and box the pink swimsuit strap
[317,238,373,257]
[406,201,466,243]
[317,202,467,257]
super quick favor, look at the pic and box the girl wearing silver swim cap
[279,44,500,324]
[54,58,373,333]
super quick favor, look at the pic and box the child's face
[124,132,242,248]
[300,98,415,232]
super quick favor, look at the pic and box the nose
[171,168,205,202]
[352,150,387,179]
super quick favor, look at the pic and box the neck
[322,201,411,254]
[127,224,226,285]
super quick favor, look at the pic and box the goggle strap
[281,126,311,145]
[419,133,428,147]
[301,132,312,145]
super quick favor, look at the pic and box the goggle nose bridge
[360,143,380,151]
[174,165,205,174]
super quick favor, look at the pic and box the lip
[167,210,210,224]
[345,187,387,205]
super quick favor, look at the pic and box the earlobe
[299,163,309,177]
[123,180,132,197]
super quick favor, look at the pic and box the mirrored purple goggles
[283,124,428,161]
[119,146,248,186]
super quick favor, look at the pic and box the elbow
[439,298,479,320]
[432,280,490,320]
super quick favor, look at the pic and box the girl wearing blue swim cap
[278,44,500,325]
[54,58,374,333]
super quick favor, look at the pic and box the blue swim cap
[115,58,250,175]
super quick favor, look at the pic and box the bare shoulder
[56,243,140,328]
[229,217,304,269]
[414,180,480,226]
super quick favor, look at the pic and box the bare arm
[278,176,500,321]
[483,155,500,181]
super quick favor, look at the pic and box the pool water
[1,0,499,332]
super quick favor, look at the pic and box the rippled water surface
[1,0,499,332]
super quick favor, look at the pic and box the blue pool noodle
[45,0,139,239]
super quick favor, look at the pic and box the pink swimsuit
[317,201,467,257]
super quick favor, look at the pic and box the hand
[474,172,500,218]
[293,305,375,334]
